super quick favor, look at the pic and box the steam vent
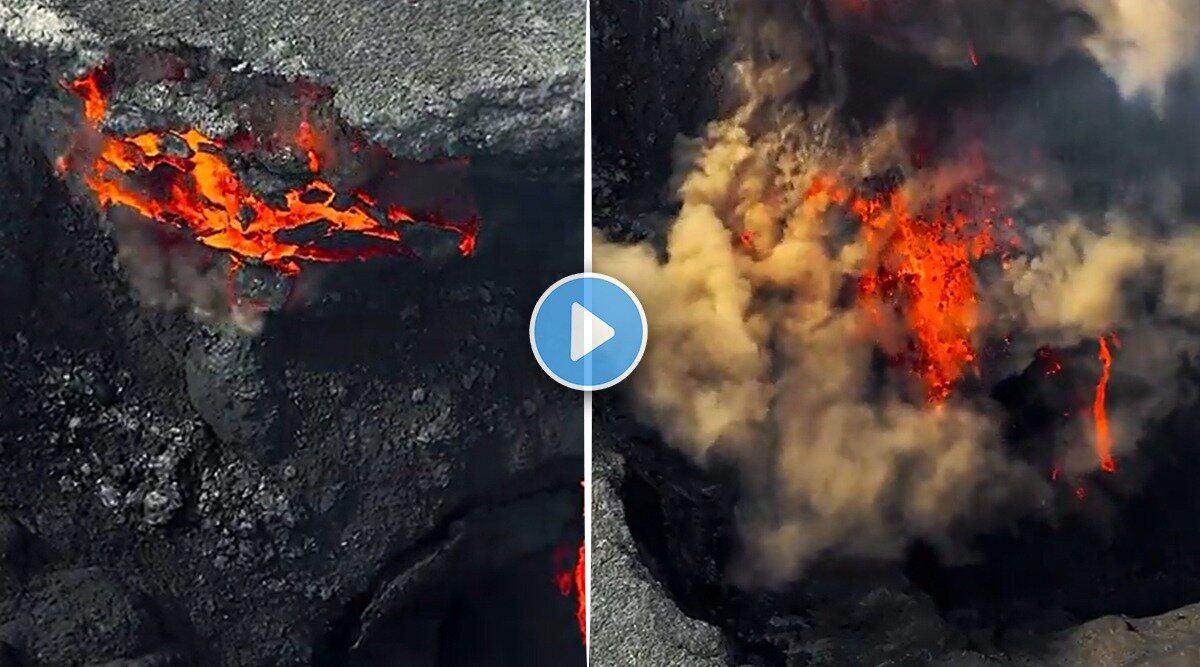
[0,1,585,665]
[592,1,1200,666]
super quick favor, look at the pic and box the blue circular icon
[530,272,648,391]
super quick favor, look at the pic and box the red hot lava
[59,65,479,278]
[806,172,1015,403]
[804,159,1122,477]
[1045,335,1120,489]
[1094,333,1119,473]
[554,541,587,644]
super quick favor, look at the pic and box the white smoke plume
[825,0,1200,108]
[1078,0,1200,106]
[596,0,1200,584]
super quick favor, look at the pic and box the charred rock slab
[184,325,288,458]
[2,567,190,667]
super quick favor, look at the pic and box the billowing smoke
[828,0,1200,107]
[596,0,1200,585]
[1078,0,1200,105]
[107,207,274,335]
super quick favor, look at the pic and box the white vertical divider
[582,0,594,661]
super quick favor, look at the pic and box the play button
[570,303,615,361]
[530,273,648,391]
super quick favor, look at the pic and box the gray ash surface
[3,0,584,164]
[0,5,586,666]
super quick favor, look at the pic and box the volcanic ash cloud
[595,50,1047,587]
[596,0,1200,585]
[827,0,1200,108]
[1077,0,1200,106]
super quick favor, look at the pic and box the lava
[554,541,587,643]
[60,65,479,278]
[808,174,1010,403]
[1094,334,1118,472]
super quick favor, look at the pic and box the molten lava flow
[808,174,1009,403]
[554,541,587,643]
[573,541,586,642]
[1094,334,1118,472]
[60,66,479,278]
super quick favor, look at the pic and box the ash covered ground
[592,1,1200,666]
[0,1,585,666]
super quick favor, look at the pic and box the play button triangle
[570,302,615,361]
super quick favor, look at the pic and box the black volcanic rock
[591,0,730,221]
[0,517,31,576]
[14,568,184,667]
[184,326,285,455]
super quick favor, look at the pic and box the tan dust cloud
[596,0,1200,584]
[595,2,1048,584]
[993,220,1149,337]
[1079,0,1200,106]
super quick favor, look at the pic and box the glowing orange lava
[807,174,1008,403]
[554,541,587,644]
[60,66,478,277]
[1094,334,1118,473]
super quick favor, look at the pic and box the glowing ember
[1094,334,1118,473]
[807,174,1009,403]
[836,0,910,20]
[968,42,979,67]
[554,541,586,643]
[1037,346,1063,375]
[59,65,479,278]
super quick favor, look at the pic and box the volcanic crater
[592,1,1200,666]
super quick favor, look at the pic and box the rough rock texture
[591,449,727,667]
[1043,605,1200,667]
[2,0,584,163]
[591,0,729,222]
[15,568,185,666]
[183,328,286,456]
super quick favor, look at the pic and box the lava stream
[60,66,478,277]
[554,541,587,644]
[1094,333,1118,472]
